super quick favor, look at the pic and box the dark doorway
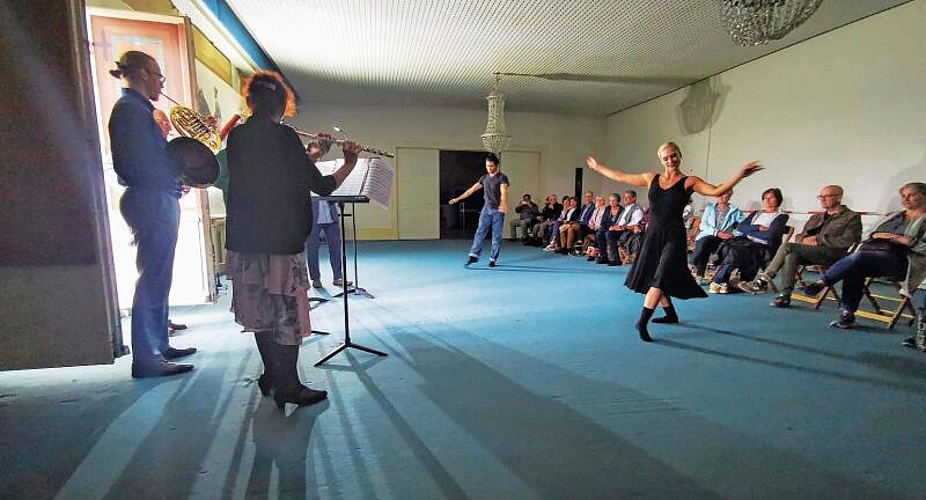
[440,150,487,239]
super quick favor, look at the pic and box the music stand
[314,197,387,366]
[333,201,374,299]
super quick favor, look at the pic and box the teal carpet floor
[2,240,925,499]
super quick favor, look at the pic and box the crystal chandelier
[719,0,824,46]
[481,73,511,154]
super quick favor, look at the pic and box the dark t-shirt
[479,172,509,209]
[225,119,337,254]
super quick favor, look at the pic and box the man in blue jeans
[449,153,509,267]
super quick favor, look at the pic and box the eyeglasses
[147,68,166,84]
[816,194,837,200]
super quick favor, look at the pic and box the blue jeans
[120,188,180,368]
[305,222,343,281]
[469,207,506,262]
[823,250,907,312]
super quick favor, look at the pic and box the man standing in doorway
[449,153,509,267]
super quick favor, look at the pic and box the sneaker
[542,244,556,252]
[311,279,323,289]
[465,255,478,266]
[332,278,353,287]
[718,283,730,294]
[902,337,926,351]
[769,294,791,308]
[829,310,856,329]
[489,260,498,268]
[708,282,722,294]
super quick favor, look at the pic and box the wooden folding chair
[855,277,917,329]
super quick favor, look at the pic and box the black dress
[625,175,707,299]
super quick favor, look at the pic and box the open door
[88,8,216,309]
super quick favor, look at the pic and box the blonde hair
[656,141,682,159]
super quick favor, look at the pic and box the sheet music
[312,158,394,208]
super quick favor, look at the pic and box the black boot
[273,343,328,408]
[636,307,655,342]
[651,305,679,324]
[254,331,276,397]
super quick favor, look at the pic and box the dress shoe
[275,386,328,408]
[168,320,188,331]
[769,294,791,308]
[332,278,353,287]
[132,360,194,379]
[596,258,609,264]
[163,346,197,360]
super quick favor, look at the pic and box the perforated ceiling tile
[223,0,909,116]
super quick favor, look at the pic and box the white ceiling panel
[223,0,911,115]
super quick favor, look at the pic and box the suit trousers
[120,188,180,368]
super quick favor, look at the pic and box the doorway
[440,150,486,239]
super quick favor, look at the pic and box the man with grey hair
[749,185,863,307]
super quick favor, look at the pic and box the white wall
[605,0,926,229]
[291,103,606,238]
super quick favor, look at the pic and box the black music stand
[315,197,387,366]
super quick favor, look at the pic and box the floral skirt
[226,250,312,345]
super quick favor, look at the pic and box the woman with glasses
[108,50,197,378]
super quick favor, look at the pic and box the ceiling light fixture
[481,73,511,154]
[719,0,824,46]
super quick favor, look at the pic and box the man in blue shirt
[449,153,509,267]
[108,51,196,378]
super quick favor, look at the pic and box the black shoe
[132,360,194,379]
[636,323,654,342]
[800,281,825,296]
[587,256,596,261]
[163,346,197,360]
[275,386,328,408]
[596,258,609,264]
[651,316,678,324]
[168,320,188,331]
[464,256,478,266]
[607,261,619,266]
[829,310,856,329]
[489,260,498,268]
[769,294,791,308]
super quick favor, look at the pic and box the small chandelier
[481,73,511,154]
[719,0,824,46]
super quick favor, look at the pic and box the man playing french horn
[108,50,197,378]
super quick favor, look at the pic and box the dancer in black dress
[586,142,762,342]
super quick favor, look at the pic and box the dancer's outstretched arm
[586,156,654,188]
[689,161,763,197]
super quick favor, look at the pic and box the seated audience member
[709,188,789,293]
[619,208,649,264]
[544,197,579,251]
[690,189,745,284]
[580,195,608,256]
[595,193,624,264]
[753,185,862,306]
[532,194,566,245]
[576,190,597,243]
[801,182,926,329]
[606,190,645,265]
[510,193,539,241]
